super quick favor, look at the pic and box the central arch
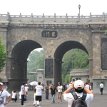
[54,40,88,85]
[9,40,42,90]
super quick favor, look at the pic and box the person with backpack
[63,80,94,107]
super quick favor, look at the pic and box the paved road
[7,91,107,107]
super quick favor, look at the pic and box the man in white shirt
[20,83,26,106]
[99,82,104,95]
[0,82,11,107]
[35,82,43,107]
[63,80,94,107]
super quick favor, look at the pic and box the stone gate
[0,13,107,90]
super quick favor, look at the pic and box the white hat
[74,80,84,89]
[0,82,3,85]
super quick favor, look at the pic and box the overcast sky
[0,0,107,16]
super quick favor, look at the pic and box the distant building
[70,69,89,82]
[28,69,44,83]
[36,69,44,83]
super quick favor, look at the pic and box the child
[11,90,17,102]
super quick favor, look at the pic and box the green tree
[27,49,44,73]
[0,39,6,72]
[62,74,71,83]
[62,49,89,82]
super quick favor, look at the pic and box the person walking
[20,83,26,106]
[25,84,29,100]
[57,82,63,103]
[50,84,56,103]
[0,82,11,107]
[45,83,49,100]
[34,82,43,107]
[63,80,94,107]
[99,82,104,95]
[11,90,17,102]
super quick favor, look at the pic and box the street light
[78,4,81,18]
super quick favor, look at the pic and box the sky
[0,0,107,16]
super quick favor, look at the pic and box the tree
[62,73,71,83]
[0,38,6,72]
[62,49,89,82]
[27,49,45,73]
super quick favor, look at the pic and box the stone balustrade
[0,13,107,24]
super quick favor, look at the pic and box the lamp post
[78,4,81,18]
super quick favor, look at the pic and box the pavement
[7,91,107,107]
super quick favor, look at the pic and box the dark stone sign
[45,58,53,78]
[101,37,107,70]
[42,30,57,38]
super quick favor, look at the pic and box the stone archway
[9,40,42,90]
[54,40,88,85]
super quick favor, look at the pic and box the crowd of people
[0,79,105,107]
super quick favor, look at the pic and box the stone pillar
[92,31,104,92]
[92,31,102,76]
[88,32,93,79]
[44,40,55,84]
[8,58,27,90]
[54,58,62,86]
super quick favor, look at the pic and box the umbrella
[29,81,38,86]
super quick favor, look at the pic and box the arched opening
[27,48,44,83]
[9,40,42,90]
[54,41,88,85]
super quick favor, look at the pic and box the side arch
[9,40,42,90]
[54,40,89,85]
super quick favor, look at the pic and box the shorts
[35,96,42,101]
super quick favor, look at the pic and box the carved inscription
[42,30,57,38]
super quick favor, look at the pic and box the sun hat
[0,82,3,85]
[74,80,84,89]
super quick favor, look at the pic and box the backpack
[71,92,87,107]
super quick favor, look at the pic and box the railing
[0,12,107,24]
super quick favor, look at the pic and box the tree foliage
[62,49,89,82]
[27,49,45,73]
[0,39,6,72]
